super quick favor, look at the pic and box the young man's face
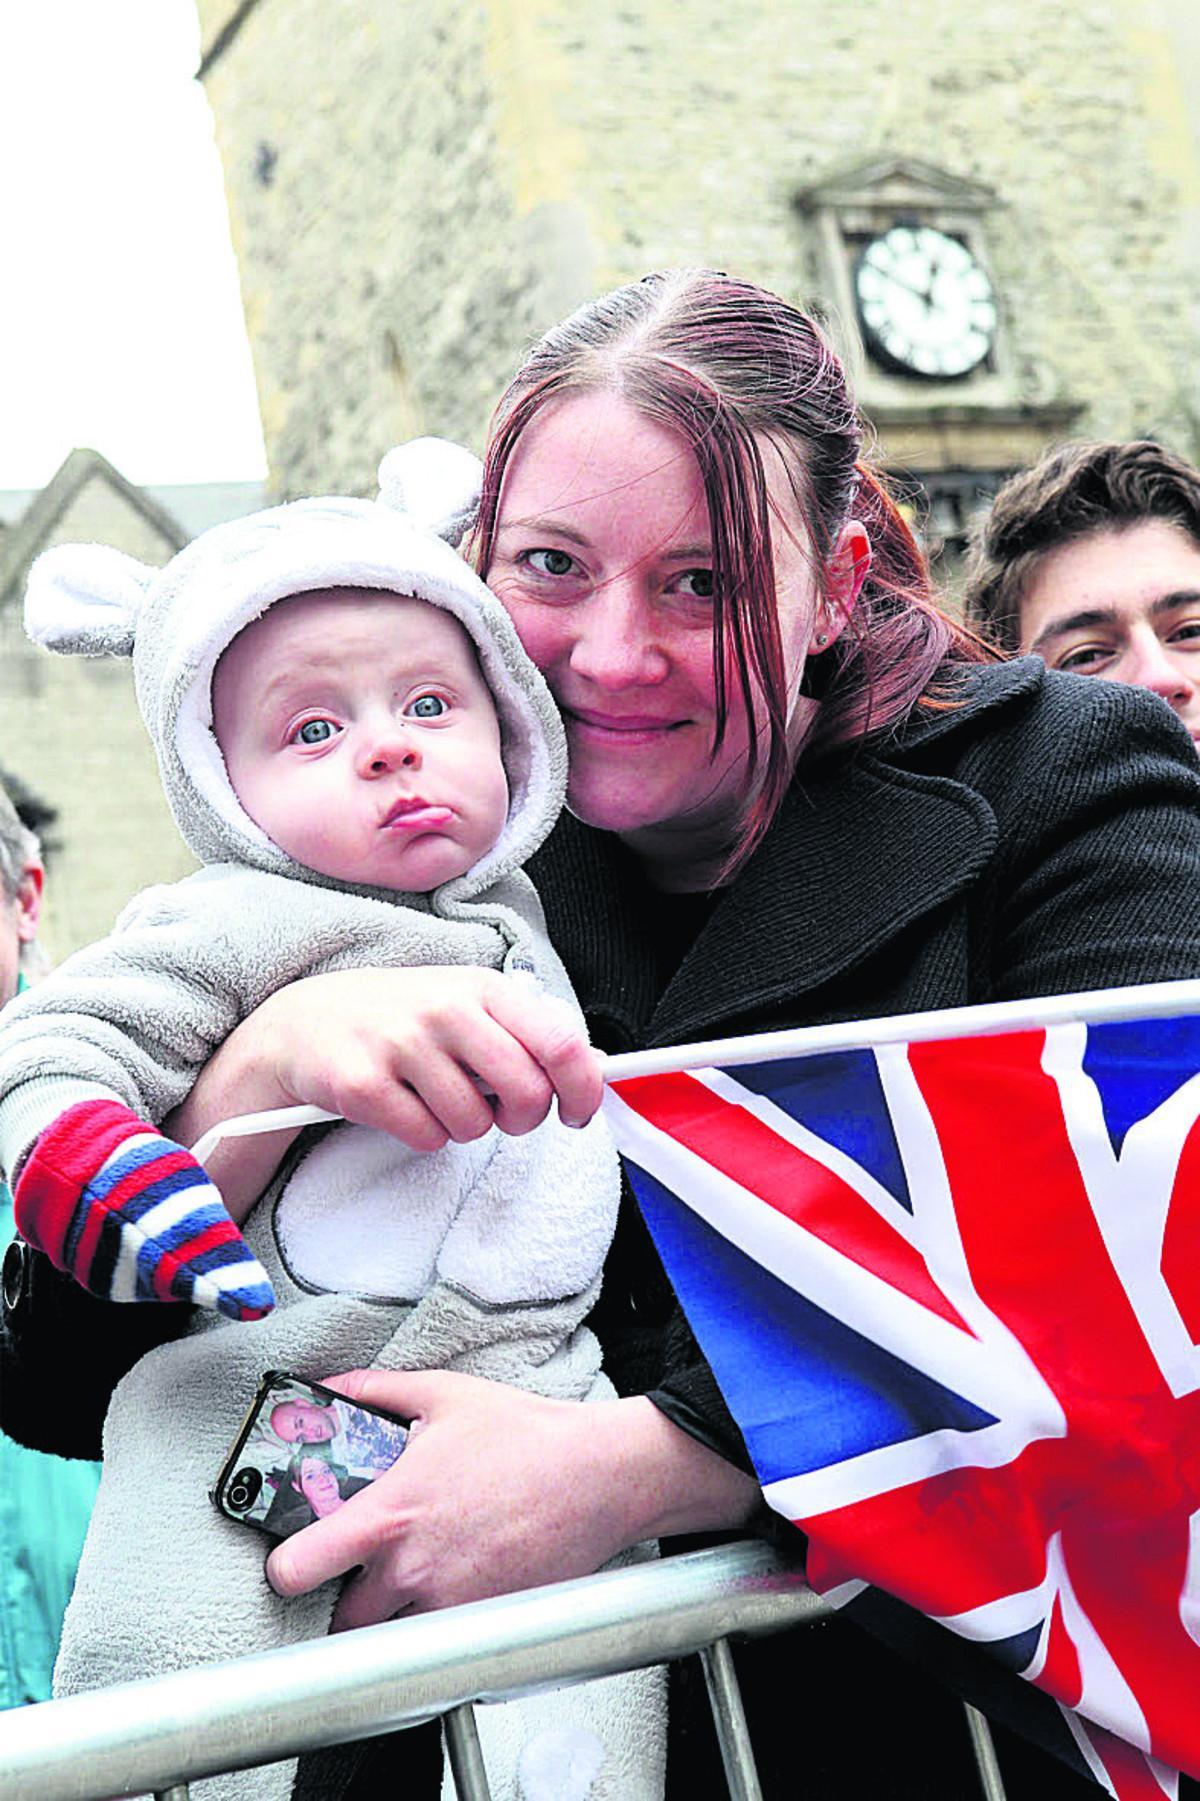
[213,590,510,890]
[1017,521,1200,748]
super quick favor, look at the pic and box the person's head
[24,440,566,896]
[962,441,1200,745]
[270,1396,336,1445]
[0,780,44,1007]
[212,588,509,891]
[471,268,981,885]
[287,1450,348,1519]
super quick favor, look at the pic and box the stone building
[195,0,1200,557]
[0,450,194,959]
[5,3,1195,954]
[0,452,262,958]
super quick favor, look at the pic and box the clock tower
[797,156,1080,558]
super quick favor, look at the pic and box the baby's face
[213,589,509,891]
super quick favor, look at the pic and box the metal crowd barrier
[0,1540,1005,1801]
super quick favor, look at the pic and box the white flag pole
[602,976,1200,1083]
[191,1104,339,1170]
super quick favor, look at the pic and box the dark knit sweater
[530,659,1200,1465]
[523,656,1200,1799]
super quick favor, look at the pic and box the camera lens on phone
[226,1467,263,1512]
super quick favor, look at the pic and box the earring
[815,631,829,647]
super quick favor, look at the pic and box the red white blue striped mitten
[13,1098,275,1321]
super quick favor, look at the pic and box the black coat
[6,659,1200,1797]
[526,658,1200,1799]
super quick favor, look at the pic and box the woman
[263,1451,369,1539]
[7,270,1200,1796]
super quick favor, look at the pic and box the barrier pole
[0,1542,818,1801]
[699,1637,763,1800]
[444,1704,493,1801]
[964,1702,1008,1801]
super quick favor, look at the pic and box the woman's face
[486,391,828,881]
[296,1457,344,1517]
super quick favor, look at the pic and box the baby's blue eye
[408,694,447,718]
[296,719,337,744]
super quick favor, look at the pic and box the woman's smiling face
[485,390,824,883]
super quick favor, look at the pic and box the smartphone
[211,1370,411,1540]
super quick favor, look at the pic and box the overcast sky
[0,0,267,489]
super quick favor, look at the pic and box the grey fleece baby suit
[0,442,664,1801]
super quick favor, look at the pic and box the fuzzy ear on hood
[376,437,482,548]
[24,544,155,658]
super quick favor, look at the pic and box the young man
[962,440,1200,748]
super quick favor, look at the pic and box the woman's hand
[264,1369,763,1628]
[255,966,603,1147]
[167,967,604,1216]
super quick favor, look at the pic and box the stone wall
[0,471,195,962]
[0,627,195,965]
[5,0,1190,965]
[197,0,1200,495]
[198,0,574,497]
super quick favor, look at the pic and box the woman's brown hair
[471,269,983,872]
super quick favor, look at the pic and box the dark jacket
[526,658,1200,1799]
[5,659,1200,1796]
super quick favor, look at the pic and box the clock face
[854,225,998,379]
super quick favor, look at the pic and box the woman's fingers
[264,1370,619,1623]
[264,1368,761,1629]
[413,994,560,1138]
[263,968,603,1147]
[479,980,605,1132]
[265,1486,395,1601]
[319,1366,440,1416]
[328,1561,414,1634]
[264,1368,479,1617]
[324,1047,482,1151]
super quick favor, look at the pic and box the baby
[0,442,663,1801]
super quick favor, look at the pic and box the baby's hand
[14,1099,275,1320]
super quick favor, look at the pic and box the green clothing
[0,1182,101,1707]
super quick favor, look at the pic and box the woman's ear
[810,523,871,650]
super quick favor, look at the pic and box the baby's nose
[357,726,421,776]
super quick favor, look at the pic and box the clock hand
[881,269,935,309]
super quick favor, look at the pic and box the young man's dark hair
[963,440,1200,652]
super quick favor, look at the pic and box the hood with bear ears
[23,439,566,904]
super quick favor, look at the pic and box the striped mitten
[14,1098,275,1321]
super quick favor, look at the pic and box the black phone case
[211,1370,410,1539]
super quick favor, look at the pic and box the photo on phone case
[213,1372,410,1539]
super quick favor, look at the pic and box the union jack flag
[603,983,1200,1801]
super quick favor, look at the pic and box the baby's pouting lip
[379,797,454,831]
